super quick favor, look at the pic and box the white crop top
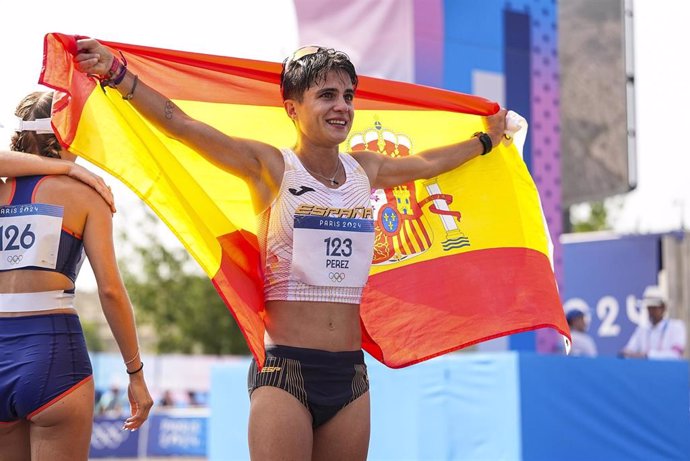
[258,148,375,304]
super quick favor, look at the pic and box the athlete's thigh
[312,391,370,461]
[29,378,95,461]
[249,386,313,461]
[0,420,30,461]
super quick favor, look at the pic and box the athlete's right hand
[66,163,116,213]
[124,372,154,431]
[74,38,114,78]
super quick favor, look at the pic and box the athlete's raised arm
[73,39,283,198]
[352,108,507,190]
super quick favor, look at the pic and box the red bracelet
[110,61,127,86]
[104,56,120,79]
[98,51,128,88]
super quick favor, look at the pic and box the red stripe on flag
[39,34,97,147]
[40,33,499,115]
[361,247,567,368]
[211,230,266,365]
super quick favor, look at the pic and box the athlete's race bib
[292,215,375,287]
[0,203,63,271]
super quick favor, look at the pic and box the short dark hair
[10,91,61,159]
[280,46,358,101]
[566,310,585,326]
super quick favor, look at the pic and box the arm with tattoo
[73,38,278,183]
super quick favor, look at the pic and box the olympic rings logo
[329,272,345,283]
[91,420,132,449]
[6,255,23,264]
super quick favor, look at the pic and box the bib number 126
[0,224,36,251]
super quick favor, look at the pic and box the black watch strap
[473,131,493,155]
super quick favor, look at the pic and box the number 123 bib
[292,215,374,287]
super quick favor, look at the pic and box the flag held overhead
[40,32,568,368]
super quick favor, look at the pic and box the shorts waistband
[0,291,75,313]
[266,344,364,365]
[0,313,82,335]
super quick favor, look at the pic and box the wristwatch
[473,131,493,155]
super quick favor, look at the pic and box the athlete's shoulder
[37,175,110,212]
[38,174,91,195]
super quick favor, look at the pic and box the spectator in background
[158,390,176,408]
[621,286,687,360]
[96,384,129,417]
[566,309,598,357]
[186,390,203,407]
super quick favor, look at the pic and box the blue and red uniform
[0,175,92,423]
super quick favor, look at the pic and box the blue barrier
[210,352,690,461]
[89,353,690,459]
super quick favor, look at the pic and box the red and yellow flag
[41,33,568,367]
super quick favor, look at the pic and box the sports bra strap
[10,176,43,205]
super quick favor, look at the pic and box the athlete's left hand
[123,372,154,430]
[66,163,116,213]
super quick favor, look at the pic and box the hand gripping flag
[40,33,569,367]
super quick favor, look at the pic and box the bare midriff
[0,270,77,317]
[264,300,362,351]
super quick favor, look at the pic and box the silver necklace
[303,158,342,186]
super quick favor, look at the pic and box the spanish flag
[41,33,568,367]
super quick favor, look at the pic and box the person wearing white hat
[566,309,597,357]
[621,286,687,359]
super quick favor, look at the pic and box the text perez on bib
[291,204,374,287]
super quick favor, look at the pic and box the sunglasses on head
[286,45,322,65]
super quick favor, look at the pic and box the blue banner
[146,412,208,457]
[90,417,139,458]
[562,233,662,356]
[89,411,209,458]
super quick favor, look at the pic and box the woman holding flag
[0,92,153,460]
[74,40,506,460]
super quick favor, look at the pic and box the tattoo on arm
[164,100,175,120]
